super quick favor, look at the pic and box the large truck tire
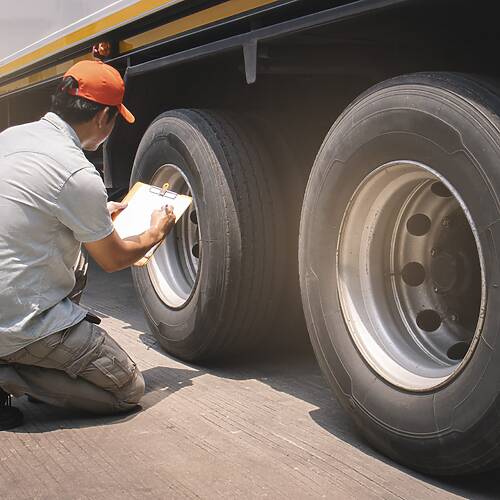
[299,73,500,475]
[130,109,299,361]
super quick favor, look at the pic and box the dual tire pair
[129,73,500,474]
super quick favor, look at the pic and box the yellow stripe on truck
[0,0,182,79]
[0,54,93,97]
[120,0,279,52]
[0,0,279,98]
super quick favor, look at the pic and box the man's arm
[84,206,175,272]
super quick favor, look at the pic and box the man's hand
[149,205,176,243]
[107,201,128,217]
[84,205,176,273]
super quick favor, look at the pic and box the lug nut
[441,217,450,228]
[431,248,438,257]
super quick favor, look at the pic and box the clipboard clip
[149,183,177,199]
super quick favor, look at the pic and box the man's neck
[71,121,94,149]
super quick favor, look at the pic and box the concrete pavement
[0,263,498,499]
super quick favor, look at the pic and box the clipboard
[113,182,192,266]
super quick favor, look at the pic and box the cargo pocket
[39,328,69,350]
[22,328,69,363]
[92,353,136,389]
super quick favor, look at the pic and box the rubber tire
[130,109,294,361]
[299,72,500,475]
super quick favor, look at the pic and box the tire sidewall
[300,75,500,471]
[130,112,237,359]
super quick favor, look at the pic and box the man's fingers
[162,205,175,220]
[108,200,129,217]
[114,203,128,214]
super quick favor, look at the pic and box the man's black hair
[50,76,118,125]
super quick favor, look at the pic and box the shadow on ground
[82,264,147,332]
[10,366,201,433]
[82,261,500,499]
[133,328,500,499]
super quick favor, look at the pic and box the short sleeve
[55,167,114,243]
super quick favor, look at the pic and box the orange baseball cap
[63,60,135,123]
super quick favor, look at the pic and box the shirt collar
[42,112,82,150]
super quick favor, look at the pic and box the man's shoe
[0,388,23,430]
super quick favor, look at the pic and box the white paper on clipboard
[113,182,192,264]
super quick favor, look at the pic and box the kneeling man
[0,61,175,429]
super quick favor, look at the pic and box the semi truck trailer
[1,0,499,475]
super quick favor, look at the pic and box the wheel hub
[431,250,458,294]
[337,161,485,391]
[146,164,200,309]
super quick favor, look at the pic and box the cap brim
[118,103,135,123]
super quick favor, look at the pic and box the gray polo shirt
[0,112,114,357]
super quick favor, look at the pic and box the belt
[85,311,101,325]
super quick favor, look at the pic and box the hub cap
[147,164,200,308]
[337,161,485,391]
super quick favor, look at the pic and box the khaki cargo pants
[0,320,145,415]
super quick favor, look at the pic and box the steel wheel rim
[147,164,200,309]
[337,161,485,391]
